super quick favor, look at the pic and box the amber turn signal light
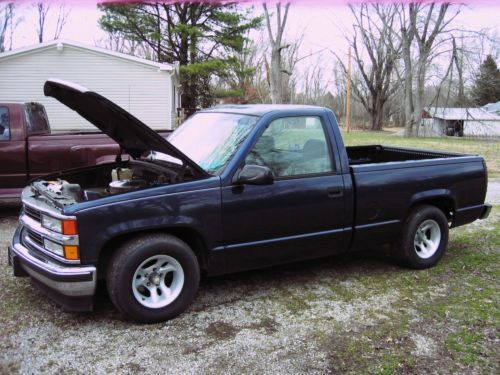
[64,245,79,260]
[62,220,78,235]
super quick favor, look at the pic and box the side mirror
[234,165,274,185]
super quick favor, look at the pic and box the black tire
[394,205,449,269]
[107,233,200,323]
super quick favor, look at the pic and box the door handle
[327,188,343,198]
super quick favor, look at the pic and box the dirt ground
[0,185,498,374]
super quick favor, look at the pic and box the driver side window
[245,116,333,177]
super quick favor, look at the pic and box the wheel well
[409,197,455,221]
[97,227,208,280]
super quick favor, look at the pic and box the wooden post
[346,47,352,133]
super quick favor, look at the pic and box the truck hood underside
[43,79,207,178]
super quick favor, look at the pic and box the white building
[421,107,500,138]
[0,39,180,131]
[483,101,500,116]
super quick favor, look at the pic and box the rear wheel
[394,205,449,269]
[107,234,199,323]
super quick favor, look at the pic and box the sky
[4,1,500,93]
[8,1,500,52]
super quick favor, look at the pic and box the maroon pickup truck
[0,101,169,200]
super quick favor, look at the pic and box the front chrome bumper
[9,227,96,298]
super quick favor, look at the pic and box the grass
[341,129,500,177]
[316,207,500,374]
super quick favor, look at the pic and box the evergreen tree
[471,55,500,106]
[99,2,261,109]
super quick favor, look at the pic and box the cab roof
[199,104,328,117]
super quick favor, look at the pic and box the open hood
[44,79,208,177]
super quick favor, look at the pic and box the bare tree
[35,3,70,43]
[331,61,347,120]
[281,33,302,103]
[397,3,461,136]
[0,3,19,52]
[35,3,50,43]
[0,4,10,52]
[335,4,401,131]
[263,2,290,104]
[429,34,468,108]
[96,32,154,58]
[7,4,22,51]
[296,60,330,105]
[53,5,70,40]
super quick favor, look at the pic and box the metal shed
[421,107,500,138]
[483,101,500,116]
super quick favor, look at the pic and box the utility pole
[346,47,352,132]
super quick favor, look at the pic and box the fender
[96,220,217,272]
[74,180,223,266]
[100,215,204,244]
[407,189,456,216]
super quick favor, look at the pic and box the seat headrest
[254,135,275,152]
[303,139,326,159]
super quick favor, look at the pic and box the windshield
[154,112,259,174]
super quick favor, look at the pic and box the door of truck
[221,114,348,273]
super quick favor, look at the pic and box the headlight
[39,213,79,261]
[43,238,64,257]
[43,238,79,260]
[41,214,78,235]
[41,214,62,233]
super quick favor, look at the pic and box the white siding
[0,44,173,131]
[420,118,500,138]
[463,121,500,137]
[420,119,443,137]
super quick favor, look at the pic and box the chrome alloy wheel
[132,255,185,309]
[413,219,441,259]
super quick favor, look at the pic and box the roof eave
[0,39,174,71]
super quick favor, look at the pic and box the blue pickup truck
[9,80,491,323]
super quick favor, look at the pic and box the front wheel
[394,205,449,269]
[107,234,200,323]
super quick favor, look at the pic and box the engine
[33,162,175,205]
[109,179,148,194]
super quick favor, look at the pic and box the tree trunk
[371,96,385,131]
[403,74,414,136]
[402,29,414,137]
[263,3,290,105]
[412,53,428,136]
[402,3,453,137]
[269,47,282,104]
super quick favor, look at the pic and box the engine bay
[32,160,191,206]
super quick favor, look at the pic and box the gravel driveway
[0,182,498,374]
[487,178,500,204]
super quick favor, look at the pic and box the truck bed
[346,144,487,252]
[346,145,465,165]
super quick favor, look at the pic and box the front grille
[19,200,80,264]
[21,228,62,264]
[24,204,41,222]
[26,229,44,247]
